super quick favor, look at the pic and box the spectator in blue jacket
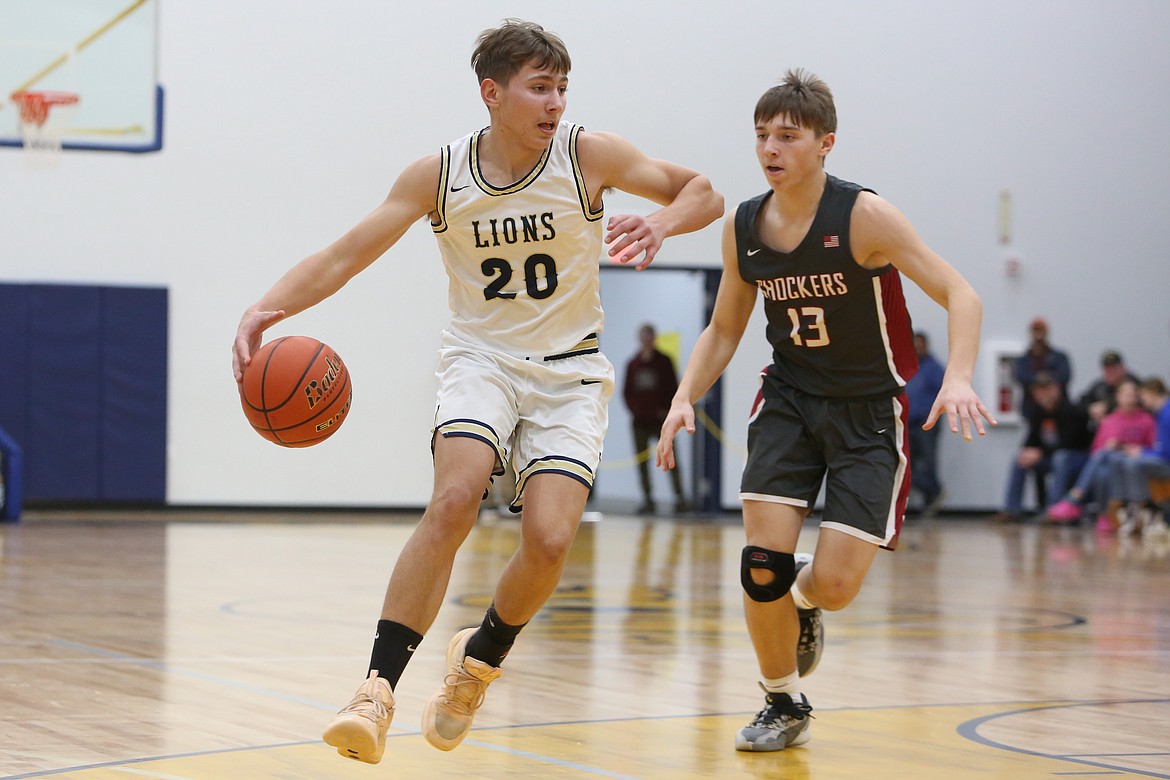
[906,331,946,514]
[1110,377,1170,529]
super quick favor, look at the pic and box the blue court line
[1,741,319,780]
[6,698,1166,780]
[957,698,1170,779]
[18,645,1169,780]
[12,699,1160,780]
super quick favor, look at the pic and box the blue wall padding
[28,285,103,498]
[0,286,30,455]
[0,425,23,520]
[0,282,167,502]
[101,286,168,501]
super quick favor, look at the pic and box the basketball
[240,336,352,447]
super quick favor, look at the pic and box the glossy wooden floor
[2,508,1169,779]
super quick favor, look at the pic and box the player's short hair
[754,68,837,136]
[471,19,572,85]
[1141,376,1166,395]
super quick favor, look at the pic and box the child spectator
[1046,378,1155,530]
[1109,377,1170,534]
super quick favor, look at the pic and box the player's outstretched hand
[657,400,696,470]
[606,213,666,271]
[924,379,996,441]
[232,308,286,383]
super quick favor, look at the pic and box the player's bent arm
[246,154,441,320]
[577,131,723,236]
[233,155,440,380]
[658,216,754,468]
[851,193,993,434]
[675,214,758,403]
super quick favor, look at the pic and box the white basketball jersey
[431,122,605,357]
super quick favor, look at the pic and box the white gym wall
[2,0,1168,509]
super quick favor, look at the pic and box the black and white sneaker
[734,686,813,752]
[794,553,823,676]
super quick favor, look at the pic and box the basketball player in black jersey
[657,69,995,752]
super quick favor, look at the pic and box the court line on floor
[6,699,1162,780]
[25,640,1170,780]
[957,699,1170,780]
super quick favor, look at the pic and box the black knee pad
[741,546,796,602]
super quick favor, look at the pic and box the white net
[11,91,79,166]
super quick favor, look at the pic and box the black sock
[464,604,526,668]
[368,620,423,690]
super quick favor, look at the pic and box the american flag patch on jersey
[823,235,840,248]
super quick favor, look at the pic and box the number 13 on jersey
[787,306,830,347]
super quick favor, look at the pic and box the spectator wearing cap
[1078,349,1141,431]
[992,371,1092,523]
[1013,317,1072,420]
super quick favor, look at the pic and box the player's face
[755,114,834,189]
[492,63,568,149]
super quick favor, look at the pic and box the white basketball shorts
[432,329,614,509]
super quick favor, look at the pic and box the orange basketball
[240,336,352,447]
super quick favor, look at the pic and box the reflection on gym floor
[2,510,1168,779]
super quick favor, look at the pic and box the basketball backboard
[0,0,163,154]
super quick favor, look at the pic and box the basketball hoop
[10,90,80,165]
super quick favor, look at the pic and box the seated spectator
[1078,349,1140,433]
[991,372,1092,523]
[1108,377,1170,534]
[1046,378,1155,529]
[1013,317,1072,419]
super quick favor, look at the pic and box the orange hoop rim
[10,90,80,126]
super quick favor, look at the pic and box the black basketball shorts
[739,378,910,548]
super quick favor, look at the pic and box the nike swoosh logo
[747,248,762,256]
[407,644,418,652]
[581,379,602,385]
[450,185,470,192]
[876,428,890,434]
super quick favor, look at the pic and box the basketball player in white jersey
[232,19,721,765]
[657,70,993,752]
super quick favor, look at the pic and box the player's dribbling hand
[924,379,996,441]
[606,213,665,271]
[232,308,286,383]
[657,400,696,470]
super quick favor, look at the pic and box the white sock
[789,575,815,611]
[762,671,801,699]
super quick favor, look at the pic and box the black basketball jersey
[735,174,917,398]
